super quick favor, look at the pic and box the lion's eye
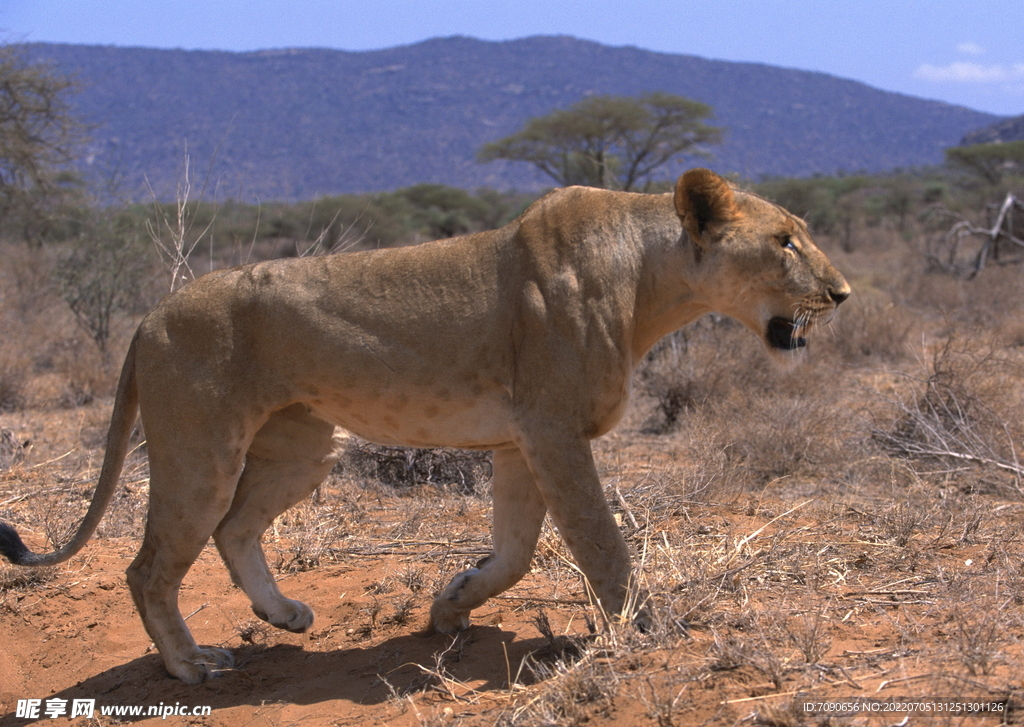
[780,236,798,252]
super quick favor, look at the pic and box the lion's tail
[0,333,140,567]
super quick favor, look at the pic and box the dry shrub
[0,365,27,412]
[879,500,929,547]
[508,644,618,727]
[840,457,922,500]
[637,314,865,491]
[25,489,86,550]
[902,268,969,319]
[1,242,60,319]
[872,336,1024,493]
[985,544,1024,606]
[652,547,730,627]
[271,493,359,573]
[613,468,722,537]
[0,241,128,409]
[53,216,155,358]
[638,679,689,727]
[264,473,472,576]
[638,317,774,435]
[530,610,590,666]
[0,429,30,469]
[0,564,59,603]
[950,607,1008,676]
[47,337,118,407]
[95,480,150,539]
[821,287,916,364]
[716,395,852,486]
[341,438,491,495]
[660,390,857,492]
[962,265,1024,346]
[708,630,785,690]
[749,699,813,727]
[903,262,1024,342]
[0,245,42,411]
[783,610,832,666]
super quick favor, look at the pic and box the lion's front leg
[429,447,546,632]
[516,431,646,628]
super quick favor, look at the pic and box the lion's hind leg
[429,447,546,632]
[127,447,243,684]
[213,404,342,633]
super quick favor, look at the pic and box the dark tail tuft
[0,521,32,565]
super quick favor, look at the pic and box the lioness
[0,169,848,683]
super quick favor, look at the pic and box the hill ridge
[23,36,1001,201]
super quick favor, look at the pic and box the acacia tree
[478,93,722,191]
[945,141,1024,185]
[0,44,83,244]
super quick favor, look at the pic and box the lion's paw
[254,599,315,633]
[427,568,481,633]
[428,599,471,634]
[168,647,234,684]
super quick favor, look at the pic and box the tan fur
[1,169,849,683]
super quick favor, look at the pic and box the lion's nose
[829,285,850,306]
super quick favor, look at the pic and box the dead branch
[926,192,1024,277]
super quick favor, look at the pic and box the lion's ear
[674,168,738,245]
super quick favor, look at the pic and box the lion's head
[674,168,850,355]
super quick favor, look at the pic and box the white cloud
[915,61,1024,83]
[956,42,985,56]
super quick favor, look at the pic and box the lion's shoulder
[512,187,677,253]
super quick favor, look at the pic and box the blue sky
[3,0,1022,116]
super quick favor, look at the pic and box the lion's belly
[306,390,515,450]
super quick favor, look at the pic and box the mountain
[961,114,1024,145]
[24,36,1002,201]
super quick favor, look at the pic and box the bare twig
[145,149,219,292]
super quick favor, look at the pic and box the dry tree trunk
[927,193,1024,277]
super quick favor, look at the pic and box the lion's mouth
[766,317,807,351]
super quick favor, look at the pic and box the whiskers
[792,306,814,338]
[792,299,837,339]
